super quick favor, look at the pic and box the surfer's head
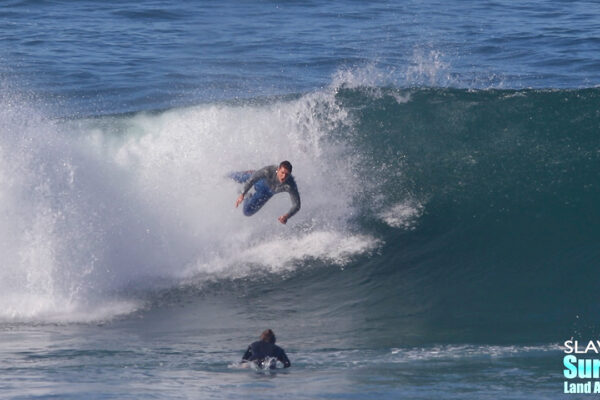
[260,329,276,344]
[277,161,292,183]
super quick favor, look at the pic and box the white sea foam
[389,343,561,362]
[182,230,381,280]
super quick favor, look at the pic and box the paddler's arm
[241,346,252,361]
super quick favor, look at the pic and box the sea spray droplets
[379,199,425,230]
[328,53,452,92]
[405,48,451,87]
[0,94,143,323]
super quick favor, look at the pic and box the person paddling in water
[241,329,291,369]
[231,161,300,224]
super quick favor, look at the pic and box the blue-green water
[1,1,599,398]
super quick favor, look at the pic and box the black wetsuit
[242,340,291,368]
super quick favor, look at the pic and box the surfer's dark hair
[260,329,276,344]
[279,161,292,173]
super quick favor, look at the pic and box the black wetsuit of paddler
[242,340,291,369]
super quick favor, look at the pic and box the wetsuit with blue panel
[230,165,301,218]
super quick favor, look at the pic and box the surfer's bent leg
[229,170,254,184]
[243,179,273,216]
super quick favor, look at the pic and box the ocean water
[1,1,599,399]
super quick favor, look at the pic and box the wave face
[0,82,598,340]
[333,86,600,343]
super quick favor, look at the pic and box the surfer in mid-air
[241,329,291,369]
[231,160,300,224]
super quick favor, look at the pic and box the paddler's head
[260,329,276,344]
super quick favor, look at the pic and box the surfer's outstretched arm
[234,168,270,208]
[278,184,300,224]
[241,168,270,195]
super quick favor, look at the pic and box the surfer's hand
[278,214,288,224]
[235,194,244,208]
